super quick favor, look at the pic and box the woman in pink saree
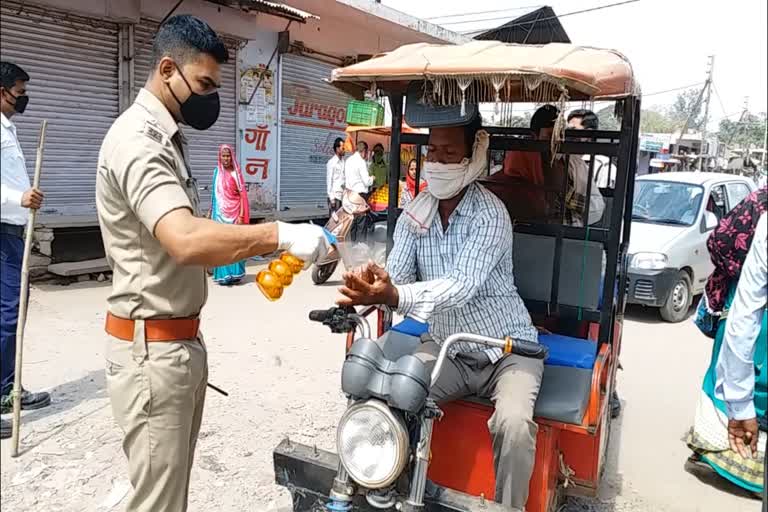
[211,145,250,284]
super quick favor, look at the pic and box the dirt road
[0,265,761,512]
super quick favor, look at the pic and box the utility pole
[699,56,714,171]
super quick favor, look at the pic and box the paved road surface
[0,265,762,511]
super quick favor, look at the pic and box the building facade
[0,0,462,266]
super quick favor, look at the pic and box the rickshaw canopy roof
[331,41,639,102]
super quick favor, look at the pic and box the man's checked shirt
[387,183,538,363]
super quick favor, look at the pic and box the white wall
[239,35,280,213]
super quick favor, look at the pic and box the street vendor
[96,15,329,512]
[369,142,388,188]
[337,113,542,511]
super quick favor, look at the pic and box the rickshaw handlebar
[308,308,548,387]
[431,334,548,387]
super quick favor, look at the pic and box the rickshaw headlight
[337,400,408,489]
[630,252,668,270]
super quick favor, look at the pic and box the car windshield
[632,180,704,226]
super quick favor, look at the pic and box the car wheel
[660,271,692,323]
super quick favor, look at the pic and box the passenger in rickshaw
[337,114,542,511]
[481,105,604,226]
[568,109,616,190]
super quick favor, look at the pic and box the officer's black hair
[333,137,344,150]
[151,15,229,69]
[0,62,30,90]
[568,109,599,130]
[373,143,385,152]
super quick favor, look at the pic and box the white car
[627,172,756,322]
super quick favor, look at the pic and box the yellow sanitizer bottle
[256,252,305,301]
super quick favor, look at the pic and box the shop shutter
[134,20,239,210]
[0,2,119,219]
[279,54,351,214]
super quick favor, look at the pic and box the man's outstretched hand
[337,263,399,308]
[727,418,759,459]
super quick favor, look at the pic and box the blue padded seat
[392,320,597,370]
[389,320,597,424]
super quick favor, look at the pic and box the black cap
[404,81,479,128]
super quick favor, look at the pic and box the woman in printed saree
[211,144,250,285]
[399,159,427,209]
[686,187,767,496]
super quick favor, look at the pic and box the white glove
[276,222,330,269]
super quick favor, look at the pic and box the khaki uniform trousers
[106,321,207,512]
[414,340,543,512]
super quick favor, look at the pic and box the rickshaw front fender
[273,439,509,512]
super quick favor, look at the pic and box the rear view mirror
[704,211,719,231]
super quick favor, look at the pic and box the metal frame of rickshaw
[274,43,642,512]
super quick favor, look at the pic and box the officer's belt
[106,313,200,342]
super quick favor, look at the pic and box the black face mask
[4,90,28,114]
[167,65,220,131]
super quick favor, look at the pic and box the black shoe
[1,418,11,439]
[0,389,51,415]
[610,391,622,419]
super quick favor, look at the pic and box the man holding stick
[1,61,51,440]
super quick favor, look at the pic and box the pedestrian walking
[326,137,345,214]
[687,191,767,497]
[1,61,51,440]
[96,15,329,511]
[345,141,373,196]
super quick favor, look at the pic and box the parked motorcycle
[299,306,548,511]
[312,191,386,285]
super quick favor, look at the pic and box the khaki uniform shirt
[96,88,207,319]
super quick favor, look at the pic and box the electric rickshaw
[274,40,642,512]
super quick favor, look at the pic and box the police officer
[96,15,328,511]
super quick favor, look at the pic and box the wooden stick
[11,120,47,457]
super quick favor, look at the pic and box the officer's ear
[157,57,177,82]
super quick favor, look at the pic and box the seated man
[337,114,542,512]
[482,105,605,226]
[567,109,616,190]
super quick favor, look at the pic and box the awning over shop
[474,6,571,44]
[206,0,317,23]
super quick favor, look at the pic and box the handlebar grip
[309,309,332,322]
[511,340,549,360]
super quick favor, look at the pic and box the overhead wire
[424,5,543,21]
[642,83,704,97]
[440,0,641,27]
[711,83,729,117]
